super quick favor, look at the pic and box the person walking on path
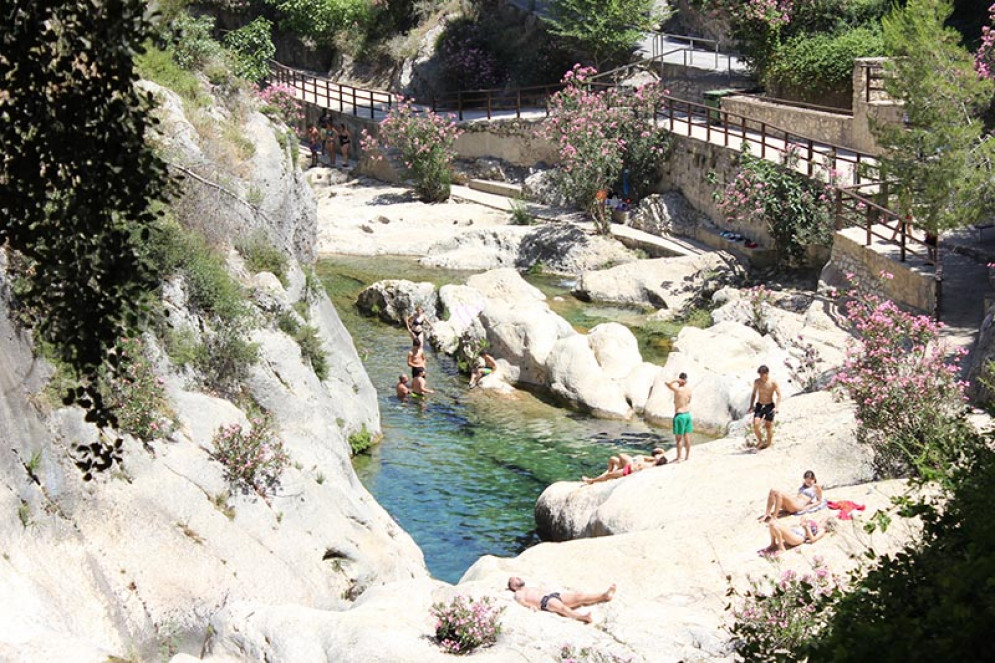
[665,372,692,462]
[506,577,616,624]
[749,365,782,450]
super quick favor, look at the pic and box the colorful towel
[827,500,866,520]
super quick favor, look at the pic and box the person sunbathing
[507,576,616,624]
[582,448,668,484]
[758,470,824,522]
[759,515,835,557]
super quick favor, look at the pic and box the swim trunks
[539,592,561,611]
[673,411,693,435]
[622,464,633,477]
[754,402,776,422]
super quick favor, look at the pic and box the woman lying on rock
[582,448,668,484]
[759,515,836,557]
[757,470,825,522]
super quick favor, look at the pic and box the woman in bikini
[758,470,823,522]
[337,123,351,167]
[406,306,431,346]
[582,448,668,484]
[760,515,834,556]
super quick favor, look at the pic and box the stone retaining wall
[719,95,852,148]
[822,227,937,315]
[453,118,559,166]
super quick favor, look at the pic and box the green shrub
[135,44,210,106]
[101,337,175,441]
[162,327,205,367]
[223,17,276,83]
[767,26,885,96]
[170,12,225,71]
[237,233,288,286]
[294,324,329,381]
[348,424,374,455]
[509,199,535,225]
[147,219,248,323]
[263,0,376,46]
[196,322,260,396]
[276,310,301,336]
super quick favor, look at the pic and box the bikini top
[799,484,819,503]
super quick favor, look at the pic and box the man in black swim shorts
[506,576,616,624]
[749,365,782,450]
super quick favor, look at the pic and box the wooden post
[760,123,766,159]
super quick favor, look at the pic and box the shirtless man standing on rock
[665,372,692,462]
[749,365,782,450]
[506,577,616,624]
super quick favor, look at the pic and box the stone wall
[822,226,938,315]
[715,58,904,156]
[719,95,852,148]
[453,118,560,166]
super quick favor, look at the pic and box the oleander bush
[431,594,503,655]
[102,337,176,442]
[212,417,289,496]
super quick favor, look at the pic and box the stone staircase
[467,178,523,198]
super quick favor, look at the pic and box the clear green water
[317,256,712,583]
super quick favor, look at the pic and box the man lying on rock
[506,577,616,623]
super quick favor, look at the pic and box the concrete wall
[719,96,852,148]
[454,118,560,166]
[715,58,904,156]
[656,133,773,248]
[822,227,937,315]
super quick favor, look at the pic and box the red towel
[827,500,866,520]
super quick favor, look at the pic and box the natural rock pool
[317,256,713,583]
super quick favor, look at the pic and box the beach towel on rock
[827,500,866,520]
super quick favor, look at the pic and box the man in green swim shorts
[666,372,693,462]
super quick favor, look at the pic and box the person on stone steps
[507,576,616,624]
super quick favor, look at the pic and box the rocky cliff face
[0,81,426,662]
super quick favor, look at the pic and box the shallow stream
[317,256,712,583]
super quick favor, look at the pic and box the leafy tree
[0,0,170,447]
[263,0,376,46]
[545,0,663,69]
[224,16,276,83]
[875,0,995,233]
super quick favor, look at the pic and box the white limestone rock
[574,252,740,310]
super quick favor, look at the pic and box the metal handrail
[270,60,935,274]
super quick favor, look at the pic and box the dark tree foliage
[0,1,170,456]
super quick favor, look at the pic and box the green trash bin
[703,89,737,122]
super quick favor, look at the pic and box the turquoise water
[318,256,711,583]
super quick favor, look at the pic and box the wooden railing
[429,83,567,120]
[270,61,936,284]
[834,183,937,266]
[269,61,398,118]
